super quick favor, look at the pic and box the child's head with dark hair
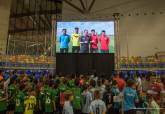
[0,80,4,89]
[106,85,111,92]
[83,83,89,90]
[54,83,59,89]
[45,80,50,86]
[49,80,54,87]
[62,78,68,84]
[146,94,155,103]
[90,79,96,87]
[126,79,136,88]
[150,76,157,83]
[10,77,15,84]
[94,90,100,99]
[74,78,79,86]
[48,75,53,80]
[112,80,118,86]
[19,84,24,91]
[97,79,102,87]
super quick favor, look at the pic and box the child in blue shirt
[123,80,139,114]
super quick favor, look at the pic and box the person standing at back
[58,29,70,53]
[99,30,109,53]
[71,27,81,53]
[90,90,106,114]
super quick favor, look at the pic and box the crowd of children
[0,70,164,114]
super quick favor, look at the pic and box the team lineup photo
[56,22,115,53]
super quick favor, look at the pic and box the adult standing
[58,29,70,53]
[80,30,90,53]
[99,30,109,53]
[71,27,81,53]
[90,29,98,53]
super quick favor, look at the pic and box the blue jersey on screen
[123,87,138,111]
[58,34,70,48]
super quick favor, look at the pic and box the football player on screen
[99,30,110,53]
[80,30,90,53]
[58,29,70,53]
[90,29,98,53]
[71,27,81,53]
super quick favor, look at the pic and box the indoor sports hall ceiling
[6,0,165,56]
[7,0,62,55]
[62,0,165,20]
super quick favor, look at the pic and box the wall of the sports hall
[0,0,12,54]
[119,13,165,57]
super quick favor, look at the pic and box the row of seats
[120,54,165,68]
[0,55,55,68]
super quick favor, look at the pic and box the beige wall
[119,13,165,57]
[62,0,165,57]
[0,0,12,54]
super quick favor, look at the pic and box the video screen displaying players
[56,21,115,53]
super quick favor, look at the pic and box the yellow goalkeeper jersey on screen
[71,33,81,46]
[24,96,36,114]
